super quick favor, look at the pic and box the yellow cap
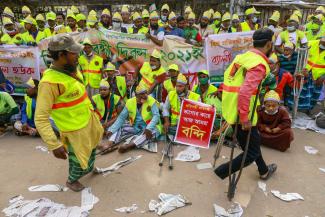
[209,9,215,16]
[264,90,280,102]
[269,10,280,22]
[284,41,294,49]
[269,53,278,63]
[177,73,187,85]
[222,12,231,22]
[102,8,111,17]
[232,14,239,20]
[100,79,110,88]
[36,14,45,22]
[293,10,302,19]
[87,14,98,25]
[26,77,35,88]
[67,9,76,20]
[185,6,192,14]
[23,15,37,26]
[89,10,97,17]
[71,6,79,14]
[168,64,179,71]
[245,8,255,16]
[46,11,56,21]
[168,11,176,20]
[316,6,325,14]
[135,83,148,94]
[82,38,92,46]
[104,62,116,71]
[288,14,299,23]
[132,12,142,21]
[151,49,161,59]
[113,12,122,21]
[213,11,221,19]
[142,9,149,18]
[22,6,31,14]
[252,7,260,15]
[121,5,129,13]
[161,4,170,12]
[188,12,195,20]
[198,70,209,76]
[2,17,13,26]
[76,13,86,22]
[150,11,159,19]
[3,7,14,18]
[202,11,211,19]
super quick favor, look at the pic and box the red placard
[174,99,216,149]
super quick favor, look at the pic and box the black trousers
[214,126,269,179]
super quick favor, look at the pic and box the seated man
[14,78,39,136]
[92,79,123,132]
[161,64,179,102]
[257,90,293,152]
[163,73,200,135]
[104,63,127,102]
[0,91,19,135]
[192,70,218,103]
[99,84,162,153]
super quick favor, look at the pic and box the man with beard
[99,84,162,153]
[100,8,112,30]
[44,11,57,37]
[20,15,47,45]
[142,9,150,28]
[65,10,78,33]
[145,11,161,45]
[127,12,149,34]
[163,73,200,135]
[104,63,127,102]
[197,11,214,41]
[240,8,259,32]
[184,12,202,45]
[121,5,133,31]
[35,34,103,192]
[76,13,87,32]
[215,12,232,34]
[156,12,184,44]
[215,28,277,181]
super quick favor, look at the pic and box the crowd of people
[1,3,325,192]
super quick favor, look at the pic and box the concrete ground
[0,129,325,217]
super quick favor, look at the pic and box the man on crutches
[214,28,277,200]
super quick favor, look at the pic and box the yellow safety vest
[168,90,200,126]
[65,26,78,33]
[78,54,103,88]
[44,27,55,38]
[306,40,325,80]
[24,94,33,120]
[139,62,166,89]
[92,93,120,120]
[306,29,324,41]
[231,27,237,33]
[240,21,258,32]
[40,68,93,132]
[279,30,306,47]
[115,76,127,101]
[222,50,270,126]
[125,95,162,133]
[192,84,218,103]
[20,30,47,44]
[0,33,21,44]
[163,79,176,92]
[127,26,149,34]
[158,20,167,27]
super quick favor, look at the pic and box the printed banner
[0,45,40,95]
[174,99,216,149]
[205,31,254,83]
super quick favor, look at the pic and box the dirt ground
[0,128,325,217]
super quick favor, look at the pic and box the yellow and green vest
[192,84,218,103]
[0,33,22,44]
[279,30,306,47]
[240,21,258,32]
[20,30,47,44]
[24,94,33,120]
[306,40,325,80]
[139,62,166,89]
[92,93,120,120]
[78,54,103,88]
[163,79,176,92]
[127,26,149,34]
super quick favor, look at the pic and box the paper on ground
[149,193,191,216]
[28,184,68,192]
[35,145,49,153]
[2,195,89,217]
[142,142,158,153]
[175,147,200,162]
[196,163,213,170]
[258,181,267,196]
[319,168,325,173]
[95,155,142,176]
[214,202,243,217]
[271,190,304,202]
[81,188,99,212]
[115,204,138,213]
[304,146,319,155]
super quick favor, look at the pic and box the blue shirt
[158,26,184,38]
[21,97,36,128]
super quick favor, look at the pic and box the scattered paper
[28,184,68,192]
[175,147,200,162]
[214,202,243,217]
[196,163,213,170]
[95,155,142,176]
[304,146,319,155]
[292,112,325,134]
[35,145,49,153]
[2,196,89,217]
[149,193,191,216]
[319,168,325,173]
[271,190,304,202]
[306,119,325,134]
[81,188,99,212]
[115,204,138,213]
[258,181,267,196]
[142,142,158,153]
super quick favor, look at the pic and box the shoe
[260,163,277,180]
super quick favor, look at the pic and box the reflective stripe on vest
[80,69,101,74]
[307,60,325,69]
[306,40,325,80]
[52,92,88,109]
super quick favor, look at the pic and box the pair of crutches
[159,133,174,170]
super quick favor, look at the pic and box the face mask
[161,15,167,22]
[281,54,291,58]
[199,77,209,85]
[320,44,325,50]
[252,17,258,23]
[4,28,16,34]
[311,23,320,30]
[287,26,296,32]
[264,108,278,115]
[112,22,121,29]
[150,64,158,70]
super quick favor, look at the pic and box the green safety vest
[163,79,176,92]
[127,26,149,34]
[240,21,258,32]
[139,62,166,89]
[279,30,306,47]
[192,84,218,103]
[92,93,120,119]
[20,30,47,44]
[306,40,325,80]
[24,94,33,120]
[78,54,103,88]
[0,33,22,44]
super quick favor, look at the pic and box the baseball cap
[48,34,84,53]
